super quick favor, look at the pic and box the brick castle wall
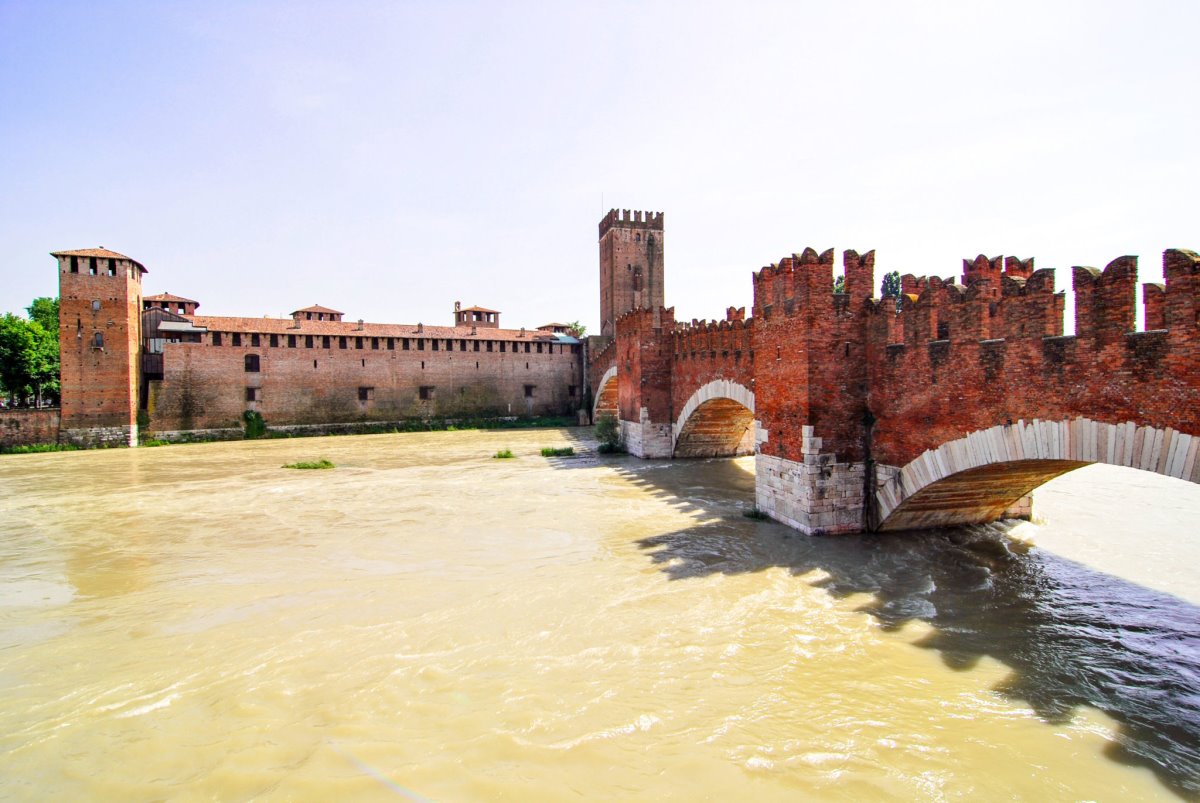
[0,409,60,448]
[149,331,583,432]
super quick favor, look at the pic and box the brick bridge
[589,213,1200,534]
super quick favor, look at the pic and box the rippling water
[1,429,1197,800]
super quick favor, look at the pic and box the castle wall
[0,409,60,448]
[148,329,582,432]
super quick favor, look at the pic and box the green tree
[566,320,587,337]
[0,298,60,407]
[26,297,58,336]
[0,314,37,406]
[880,270,901,297]
[832,275,845,294]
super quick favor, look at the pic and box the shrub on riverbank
[283,459,335,469]
[493,449,515,459]
[0,442,81,455]
[540,446,575,457]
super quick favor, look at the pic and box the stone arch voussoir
[875,418,1200,532]
[672,380,757,458]
[592,366,618,421]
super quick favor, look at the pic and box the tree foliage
[881,270,901,297]
[0,297,59,407]
[566,320,587,337]
[832,274,845,294]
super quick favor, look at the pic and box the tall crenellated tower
[598,209,664,337]
[52,248,146,446]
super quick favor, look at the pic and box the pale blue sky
[2,1,1196,332]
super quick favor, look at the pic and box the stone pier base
[754,426,865,535]
[61,424,136,448]
[620,408,673,458]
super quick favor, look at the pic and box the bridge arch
[672,380,756,458]
[875,418,1200,531]
[592,366,618,422]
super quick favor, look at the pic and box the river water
[1,428,1197,800]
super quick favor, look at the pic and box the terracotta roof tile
[291,304,343,315]
[50,247,147,272]
[191,315,563,342]
[145,292,199,304]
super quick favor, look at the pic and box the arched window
[92,331,104,349]
[244,354,260,372]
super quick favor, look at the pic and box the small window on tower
[419,386,434,401]
[91,300,101,312]
[244,354,260,372]
[232,332,242,347]
[106,261,116,276]
[269,334,279,348]
[322,335,331,349]
[212,332,222,346]
[251,333,261,347]
[69,256,79,273]
[287,334,296,348]
[88,257,98,275]
[246,387,259,402]
[92,331,104,348]
[358,386,374,401]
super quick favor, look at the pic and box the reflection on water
[0,429,1197,800]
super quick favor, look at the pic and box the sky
[1,1,1196,333]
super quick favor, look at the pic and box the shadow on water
[584,449,1200,800]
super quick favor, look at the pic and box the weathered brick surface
[149,332,582,432]
[0,409,60,447]
[55,251,143,446]
[599,210,664,337]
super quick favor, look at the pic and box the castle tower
[52,248,146,446]
[598,209,664,337]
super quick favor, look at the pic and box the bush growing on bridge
[594,414,623,454]
[242,410,267,439]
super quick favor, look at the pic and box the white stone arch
[591,366,618,420]
[671,380,757,456]
[875,418,1200,531]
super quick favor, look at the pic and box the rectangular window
[536,343,543,353]
[356,337,363,350]
[91,300,101,311]
[246,387,259,402]
[92,331,104,348]
[417,338,424,351]
[212,332,222,346]
[358,386,374,401]
[524,385,535,398]
[402,338,410,350]
[419,385,434,401]
[69,256,79,273]
[269,334,279,347]
[432,340,439,351]
[322,335,331,349]
[106,260,116,277]
[251,333,261,347]
[499,342,506,353]
[524,342,530,353]
[486,341,493,352]
[371,337,379,350]
[88,257,98,275]
[459,340,466,351]
[232,332,242,347]
[305,335,314,348]
[288,334,296,348]
[473,341,480,352]
[339,336,347,349]
[387,338,395,350]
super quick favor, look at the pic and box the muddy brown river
[1,428,1197,800]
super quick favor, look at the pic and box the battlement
[752,247,837,316]
[673,315,753,357]
[598,208,665,237]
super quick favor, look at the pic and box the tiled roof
[50,247,147,272]
[538,322,570,329]
[145,292,199,304]
[291,304,343,315]
[191,315,564,342]
[458,305,500,313]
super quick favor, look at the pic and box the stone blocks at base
[61,425,136,448]
[620,407,673,458]
[755,451,866,535]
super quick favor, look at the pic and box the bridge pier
[754,426,867,535]
[620,409,674,458]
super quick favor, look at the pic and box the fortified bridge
[589,223,1200,535]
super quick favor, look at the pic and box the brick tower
[598,209,664,337]
[52,248,146,446]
